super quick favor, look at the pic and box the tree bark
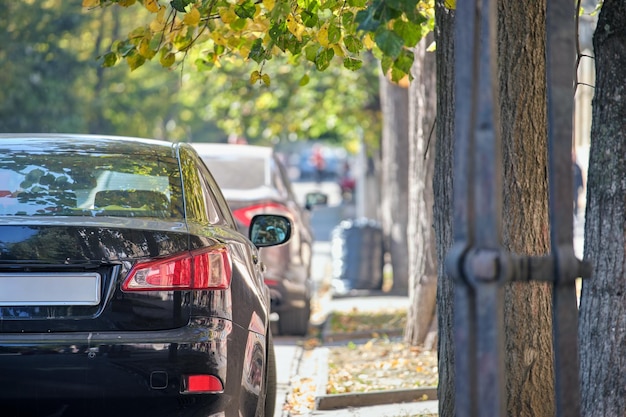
[433,3,455,416]
[497,1,555,416]
[579,1,626,416]
[435,1,555,416]
[379,73,410,294]
[405,34,438,349]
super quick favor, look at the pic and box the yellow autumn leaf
[144,0,159,13]
[160,52,176,67]
[363,33,375,49]
[250,70,262,84]
[82,0,100,7]
[261,74,271,86]
[317,24,329,48]
[444,0,456,9]
[183,8,201,26]
[286,15,304,41]
[219,7,237,24]
[262,0,274,11]
[211,32,227,46]
[118,0,136,6]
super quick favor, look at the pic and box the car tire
[278,299,311,336]
[263,331,277,417]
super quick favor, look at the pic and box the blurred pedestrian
[310,144,326,183]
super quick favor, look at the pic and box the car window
[273,154,299,203]
[201,156,268,189]
[178,146,226,226]
[0,153,183,219]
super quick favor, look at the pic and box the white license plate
[0,273,101,306]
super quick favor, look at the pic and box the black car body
[0,134,286,417]
[192,144,314,336]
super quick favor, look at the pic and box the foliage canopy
[82,0,440,83]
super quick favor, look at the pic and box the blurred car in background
[192,143,318,336]
[0,134,288,417]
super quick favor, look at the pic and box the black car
[0,134,290,417]
[192,143,318,336]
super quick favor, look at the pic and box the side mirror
[304,191,328,210]
[249,214,292,247]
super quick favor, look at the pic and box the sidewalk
[282,293,439,417]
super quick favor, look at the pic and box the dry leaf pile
[327,338,438,394]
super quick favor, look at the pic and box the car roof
[191,143,274,159]
[0,133,178,156]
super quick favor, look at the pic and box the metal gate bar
[446,0,590,416]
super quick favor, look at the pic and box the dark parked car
[192,143,317,336]
[0,134,290,417]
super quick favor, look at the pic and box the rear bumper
[0,318,245,416]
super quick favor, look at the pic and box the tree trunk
[433,3,455,415]
[405,34,437,349]
[379,73,410,294]
[497,1,555,415]
[579,2,626,415]
[435,1,555,416]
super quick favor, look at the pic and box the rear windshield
[202,156,267,189]
[0,153,183,219]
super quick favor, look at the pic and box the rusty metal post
[447,0,505,415]
[447,0,590,416]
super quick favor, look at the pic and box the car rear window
[0,153,184,219]
[201,156,268,189]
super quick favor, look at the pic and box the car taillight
[232,202,290,227]
[122,246,231,292]
[182,375,224,393]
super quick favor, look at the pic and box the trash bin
[331,218,384,293]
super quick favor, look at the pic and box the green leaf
[389,66,405,83]
[347,0,366,7]
[114,41,135,57]
[195,58,214,71]
[302,10,319,28]
[394,49,414,74]
[127,51,146,71]
[355,9,381,32]
[230,18,247,31]
[269,22,287,42]
[375,28,404,59]
[170,0,192,12]
[385,0,418,15]
[315,48,334,71]
[304,44,319,62]
[100,51,118,67]
[327,21,342,44]
[343,35,363,54]
[235,0,257,19]
[393,20,422,48]
[249,39,266,63]
[299,74,310,86]
[380,55,393,75]
[343,57,362,71]
[341,11,356,31]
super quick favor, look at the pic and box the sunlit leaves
[86,0,435,81]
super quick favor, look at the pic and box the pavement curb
[312,347,438,412]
